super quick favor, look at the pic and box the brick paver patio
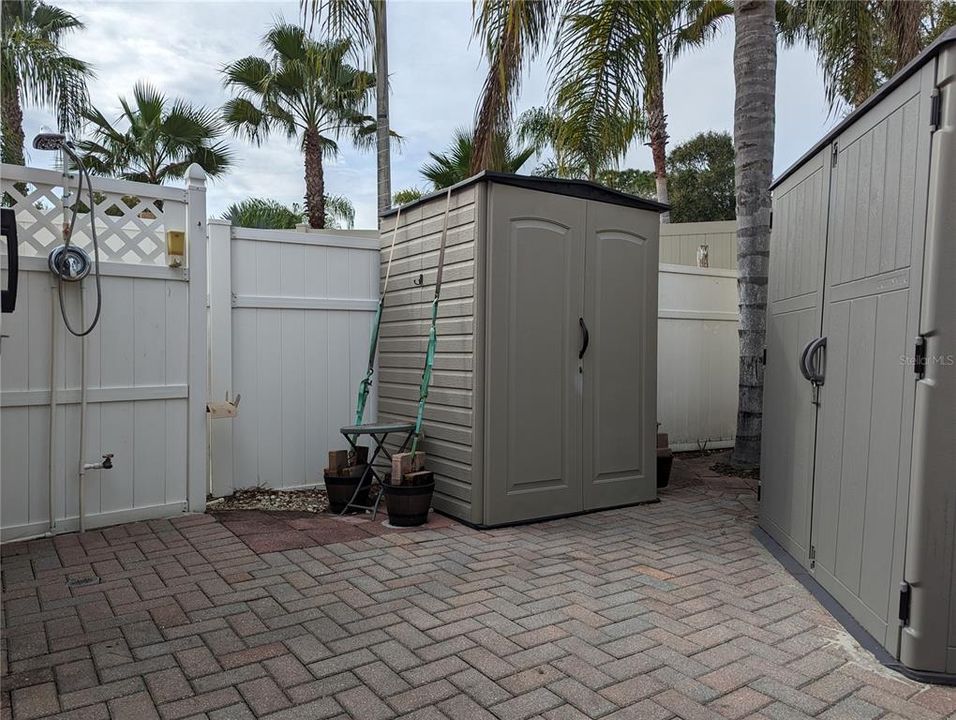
[3,453,956,720]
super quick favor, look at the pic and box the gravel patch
[206,486,330,513]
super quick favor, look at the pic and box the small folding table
[337,421,416,518]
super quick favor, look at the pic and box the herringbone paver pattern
[3,454,955,719]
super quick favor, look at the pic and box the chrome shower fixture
[32,132,69,151]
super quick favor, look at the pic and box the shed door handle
[807,336,827,385]
[799,338,815,382]
[799,336,827,385]
[579,317,590,360]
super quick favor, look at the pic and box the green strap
[354,300,383,426]
[410,299,439,455]
[353,206,401,428]
[410,189,453,456]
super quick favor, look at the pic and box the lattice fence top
[1,165,188,266]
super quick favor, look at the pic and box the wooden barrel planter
[324,465,370,513]
[384,472,434,527]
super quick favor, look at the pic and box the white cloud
[21,0,837,229]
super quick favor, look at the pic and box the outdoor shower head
[32,131,68,151]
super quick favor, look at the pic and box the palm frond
[301,0,373,50]
[550,0,652,178]
[323,193,355,228]
[77,85,231,184]
[2,0,93,137]
[673,0,733,56]
[222,56,272,95]
[224,197,304,229]
[222,98,270,144]
[470,0,558,173]
[265,22,310,63]
[131,82,167,126]
[422,126,532,189]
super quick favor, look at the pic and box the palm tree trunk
[374,0,391,221]
[304,128,326,229]
[1,76,25,166]
[731,0,776,467]
[646,47,669,223]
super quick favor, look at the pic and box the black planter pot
[384,480,435,527]
[324,466,371,513]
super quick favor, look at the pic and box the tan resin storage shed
[760,28,956,682]
[377,172,666,527]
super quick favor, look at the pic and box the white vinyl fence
[0,164,207,541]
[660,220,736,269]
[208,223,380,497]
[657,263,739,450]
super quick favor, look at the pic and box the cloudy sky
[22,0,838,229]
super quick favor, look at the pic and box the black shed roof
[380,170,669,218]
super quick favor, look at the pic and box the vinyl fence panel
[657,264,739,450]
[0,164,207,541]
[208,225,379,496]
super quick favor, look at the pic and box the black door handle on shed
[579,317,590,359]
[806,336,827,385]
[798,336,827,385]
[798,338,815,382]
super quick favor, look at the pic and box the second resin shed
[377,172,666,527]
[760,28,956,682]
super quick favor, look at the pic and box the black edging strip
[753,527,956,687]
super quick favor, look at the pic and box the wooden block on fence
[206,401,238,419]
[391,452,425,485]
[403,471,433,487]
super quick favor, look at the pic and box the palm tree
[778,0,937,109]
[470,0,558,174]
[516,105,639,181]
[470,1,729,217]
[731,0,776,466]
[1,0,92,165]
[77,83,232,184]
[301,0,393,219]
[393,187,423,205]
[223,24,374,229]
[596,168,657,198]
[421,127,533,189]
[551,0,730,221]
[224,195,354,229]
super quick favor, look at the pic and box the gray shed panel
[761,28,956,681]
[378,173,662,527]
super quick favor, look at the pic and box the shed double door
[484,186,657,525]
[761,64,934,655]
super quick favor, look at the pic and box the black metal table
[338,422,416,518]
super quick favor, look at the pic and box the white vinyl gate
[657,263,739,450]
[208,222,380,497]
[0,164,207,541]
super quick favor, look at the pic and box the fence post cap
[186,164,207,184]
